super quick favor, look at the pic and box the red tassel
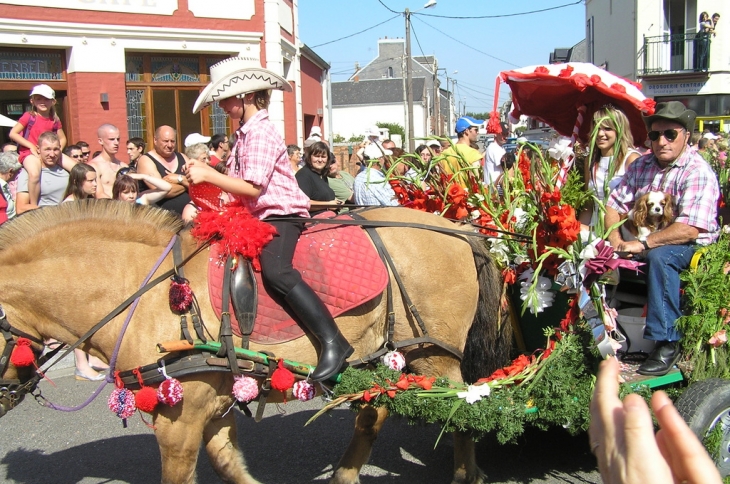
[270,359,295,393]
[10,338,35,367]
[486,111,502,135]
[169,276,193,313]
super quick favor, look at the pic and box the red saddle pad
[207,213,388,344]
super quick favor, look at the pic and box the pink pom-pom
[108,388,136,419]
[382,351,406,371]
[232,375,259,402]
[292,380,315,402]
[157,378,183,406]
[135,386,159,413]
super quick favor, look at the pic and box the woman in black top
[295,141,341,214]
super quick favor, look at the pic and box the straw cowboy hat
[193,56,292,114]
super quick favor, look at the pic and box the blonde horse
[0,201,511,484]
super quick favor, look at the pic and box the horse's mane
[0,199,184,250]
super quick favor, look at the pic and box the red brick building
[0,0,328,152]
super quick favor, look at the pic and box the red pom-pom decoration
[292,380,315,402]
[169,276,193,313]
[382,350,406,371]
[486,111,502,135]
[108,388,136,419]
[157,378,183,406]
[10,338,35,367]
[232,375,259,402]
[270,359,295,393]
[135,386,159,413]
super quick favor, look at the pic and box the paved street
[0,366,600,484]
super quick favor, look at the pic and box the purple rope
[47,234,178,412]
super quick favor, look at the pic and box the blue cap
[455,116,484,134]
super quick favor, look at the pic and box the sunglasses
[117,167,136,177]
[71,154,82,158]
[648,129,683,142]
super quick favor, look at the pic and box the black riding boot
[284,281,354,382]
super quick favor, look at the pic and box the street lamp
[405,0,436,151]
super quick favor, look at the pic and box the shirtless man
[136,125,190,216]
[88,124,127,198]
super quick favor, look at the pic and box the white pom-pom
[292,380,315,402]
[382,350,406,371]
[157,377,183,406]
[232,375,259,402]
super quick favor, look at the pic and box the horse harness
[0,212,500,417]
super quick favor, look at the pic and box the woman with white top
[579,105,641,231]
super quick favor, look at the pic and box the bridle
[0,305,48,417]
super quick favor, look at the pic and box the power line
[310,14,400,48]
[377,0,400,15]
[413,16,520,68]
[414,0,583,19]
[410,19,428,62]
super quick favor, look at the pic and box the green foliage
[332,332,599,444]
[560,169,592,214]
[376,122,404,139]
[676,232,730,383]
[465,112,491,121]
[347,134,364,143]
[331,133,345,143]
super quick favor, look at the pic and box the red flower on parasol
[500,62,654,145]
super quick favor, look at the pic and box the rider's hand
[589,358,721,484]
[184,160,213,185]
[617,240,644,256]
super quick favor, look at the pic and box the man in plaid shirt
[606,101,719,376]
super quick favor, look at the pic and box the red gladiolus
[386,389,397,398]
[502,268,517,285]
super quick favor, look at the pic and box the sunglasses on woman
[648,129,683,142]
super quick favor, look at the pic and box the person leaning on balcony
[712,13,720,36]
[694,11,713,71]
[605,101,720,377]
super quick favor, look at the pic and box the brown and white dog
[622,191,675,240]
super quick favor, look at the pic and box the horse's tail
[460,238,513,384]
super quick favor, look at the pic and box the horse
[0,200,512,484]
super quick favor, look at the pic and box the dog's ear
[633,194,648,227]
[662,192,675,224]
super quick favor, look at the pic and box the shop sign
[0,51,64,81]
[645,81,705,96]
[0,0,177,15]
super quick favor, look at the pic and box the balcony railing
[639,32,712,76]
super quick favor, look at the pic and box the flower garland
[311,330,597,444]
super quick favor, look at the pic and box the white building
[586,0,729,132]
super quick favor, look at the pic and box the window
[125,53,229,150]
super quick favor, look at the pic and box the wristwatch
[177,175,183,184]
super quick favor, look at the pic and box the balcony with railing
[639,32,712,77]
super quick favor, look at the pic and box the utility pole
[405,8,414,152]
[433,63,439,136]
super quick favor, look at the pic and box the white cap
[184,133,211,147]
[30,84,55,100]
[704,132,719,140]
[365,125,381,138]
[309,126,322,138]
[426,139,441,147]
[363,143,391,160]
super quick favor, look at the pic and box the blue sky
[299,0,586,115]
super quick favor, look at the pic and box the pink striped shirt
[226,109,310,220]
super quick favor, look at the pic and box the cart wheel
[675,378,730,477]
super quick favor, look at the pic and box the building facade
[0,0,328,151]
[586,0,729,133]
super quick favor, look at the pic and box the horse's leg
[203,412,260,484]
[330,405,389,484]
[154,410,206,484]
[451,431,486,484]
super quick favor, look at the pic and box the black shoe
[284,282,354,382]
[637,341,681,376]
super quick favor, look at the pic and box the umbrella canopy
[500,62,655,145]
[0,114,18,128]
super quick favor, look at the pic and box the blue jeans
[644,244,697,342]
